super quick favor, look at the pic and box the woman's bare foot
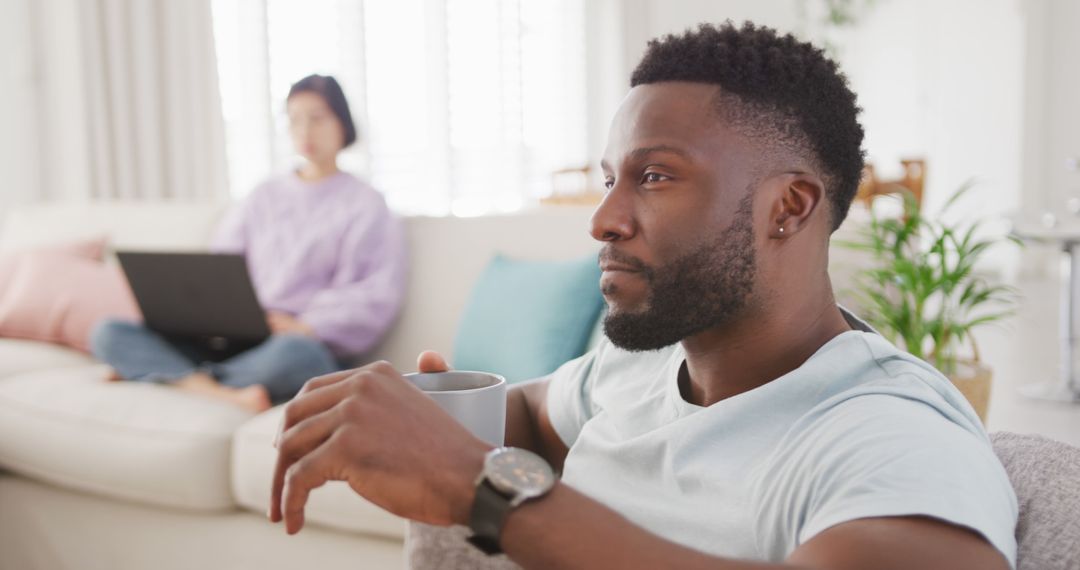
[232,385,273,413]
[174,372,272,413]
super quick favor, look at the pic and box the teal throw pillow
[453,252,604,383]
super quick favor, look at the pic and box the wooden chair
[856,158,926,210]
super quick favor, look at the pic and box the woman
[92,75,407,413]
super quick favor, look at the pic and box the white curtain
[1,0,228,205]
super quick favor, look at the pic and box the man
[269,22,1017,569]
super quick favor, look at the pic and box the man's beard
[602,196,757,352]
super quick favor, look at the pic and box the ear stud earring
[778,227,785,234]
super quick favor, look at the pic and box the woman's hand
[266,311,316,337]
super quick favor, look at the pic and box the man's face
[594,82,763,351]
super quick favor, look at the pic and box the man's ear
[768,173,825,239]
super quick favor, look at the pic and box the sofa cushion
[0,472,406,570]
[0,339,95,380]
[231,405,406,539]
[0,365,252,510]
[407,523,521,569]
[453,253,604,383]
[991,432,1080,570]
[0,202,226,253]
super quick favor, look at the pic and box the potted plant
[839,183,1021,422]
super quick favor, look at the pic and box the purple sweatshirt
[211,171,407,358]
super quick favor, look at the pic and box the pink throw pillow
[33,237,107,261]
[0,244,141,352]
[0,236,107,296]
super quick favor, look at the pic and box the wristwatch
[467,447,556,555]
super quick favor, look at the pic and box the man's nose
[589,183,635,243]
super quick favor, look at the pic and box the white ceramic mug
[403,371,506,447]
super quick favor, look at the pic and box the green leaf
[842,180,1019,366]
[940,178,978,214]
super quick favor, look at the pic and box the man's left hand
[268,361,491,534]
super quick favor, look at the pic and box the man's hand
[416,350,451,374]
[268,357,491,534]
[266,311,315,336]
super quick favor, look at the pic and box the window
[212,0,587,216]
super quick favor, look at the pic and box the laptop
[116,252,271,350]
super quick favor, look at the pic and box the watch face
[485,448,556,498]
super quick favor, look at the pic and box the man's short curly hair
[631,21,865,232]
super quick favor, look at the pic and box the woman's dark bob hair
[287,74,357,148]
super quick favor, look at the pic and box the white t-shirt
[547,322,1018,566]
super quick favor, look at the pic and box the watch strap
[465,534,503,556]
[467,479,512,555]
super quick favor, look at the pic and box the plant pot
[947,360,993,424]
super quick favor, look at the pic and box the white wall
[839,0,1026,225]
[583,0,630,182]
[1023,0,1080,220]
[618,0,802,72]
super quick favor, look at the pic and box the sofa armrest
[406,522,522,570]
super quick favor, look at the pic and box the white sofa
[0,202,603,570]
[0,201,871,570]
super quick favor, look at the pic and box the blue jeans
[90,320,340,404]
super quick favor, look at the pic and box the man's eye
[604,178,615,190]
[642,172,668,184]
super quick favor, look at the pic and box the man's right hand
[413,349,568,470]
